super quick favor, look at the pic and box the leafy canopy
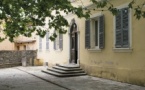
[0,0,90,42]
[90,0,145,19]
[0,0,145,42]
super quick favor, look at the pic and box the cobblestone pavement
[15,66,145,90]
[0,68,67,90]
[1,66,145,90]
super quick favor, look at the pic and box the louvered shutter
[99,15,105,49]
[95,21,98,46]
[59,34,63,50]
[39,37,42,50]
[122,8,129,48]
[46,32,49,50]
[54,40,56,50]
[85,20,90,49]
[115,10,122,48]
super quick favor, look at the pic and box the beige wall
[14,42,36,50]
[71,0,92,7]
[0,38,14,50]
[36,0,145,86]
[36,2,83,66]
[0,31,14,50]
[78,0,145,86]
[37,30,70,67]
[0,24,37,50]
[14,33,37,50]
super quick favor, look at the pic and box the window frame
[39,36,42,51]
[54,33,63,51]
[87,13,104,51]
[46,32,49,50]
[113,4,132,52]
[90,18,100,49]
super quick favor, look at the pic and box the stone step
[53,66,82,71]
[42,64,87,77]
[47,68,85,74]
[42,69,87,77]
[56,64,80,68]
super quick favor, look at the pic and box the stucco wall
[37,30,70,67]
[0,50,37,68]
[79,0,145,86]
[0,39,14,50]
[36,0,145,86]
[36,0,94,67]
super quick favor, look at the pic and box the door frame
[68,19,80,65]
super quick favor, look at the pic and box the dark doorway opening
[70,23,78,64]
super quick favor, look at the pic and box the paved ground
[0,66,145,90]
[0,67,66,90]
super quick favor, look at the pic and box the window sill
[45,50,49,52]
[113,48,133,52]
[39,50,42,52]
[88,48,102,52]
[54,49,63,52]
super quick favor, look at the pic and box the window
[17,46,19,51]
[46,32,49,50]
[115,7,130,48]
[24,45,26,50]
[39,37,42,50]
[54,33,63,50]
[85,15,105,50]
[26,45,30,50]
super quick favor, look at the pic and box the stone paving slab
[15,66,145,90]
[0,67,67,90]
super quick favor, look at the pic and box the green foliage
[0,0,145,42]
[90,0,145,18]
[128,0,135,8]
[0,37,5,42]
[108,5,118,16]
[0,0,90,42]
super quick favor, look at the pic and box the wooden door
[70,23,78,64]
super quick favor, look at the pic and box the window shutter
[99,15,105,49]
[95,21,98,46]
[115,10,122,48]
[39,37,42,50]
[122,8,129,47]
[54,40,56,50]
[59,34,63,49]
[46,32,49,49]
[85,20,90,49]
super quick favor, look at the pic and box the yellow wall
[34,58,44,66]
[36,0,145,86]
[35,0,91,66]
[0,27,37,50]
[37,29,70,67]
[15,42,36,50]
[78,0,145,86]
[0,32,14,50]
[0,39,14,50]
[14,33,37,50]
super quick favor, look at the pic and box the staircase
[42,64,87,77]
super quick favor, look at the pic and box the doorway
[70,23,78,64]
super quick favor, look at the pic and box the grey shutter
[59,34,63,49]
[115,10,122,48]
[122,8,129,48]
[39,37,42,50]
[54,40,56,50]
[99,15,105,49]
[46,32,49,49]
[95,21,98,46]
[85,20,90,49]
